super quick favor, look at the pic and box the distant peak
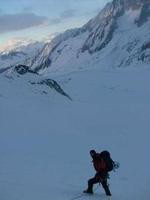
[0,38,35,53]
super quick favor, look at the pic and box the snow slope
[0,66,150,200]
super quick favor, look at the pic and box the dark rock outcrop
[31,79,72,101]
[135,3,150,27]
[15,65,38,75]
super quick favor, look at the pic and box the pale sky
[0,0,111,46]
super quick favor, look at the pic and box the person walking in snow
[84,150,113,196]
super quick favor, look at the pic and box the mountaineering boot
[106,191,112,196]
[83,188,93,194]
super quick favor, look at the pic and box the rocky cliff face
[28,0,150,73]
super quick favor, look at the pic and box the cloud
[0,9,77,33]
[0,13,47,34]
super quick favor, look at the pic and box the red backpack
[92,151,114,172]
[93,154,107,172]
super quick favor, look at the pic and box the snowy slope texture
[29,0,150,74]
[0,38,45,69]
[1,65,150,200]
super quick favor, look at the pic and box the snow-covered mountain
[28,0,150,74]
[0,39,45,68]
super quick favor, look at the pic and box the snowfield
[0,66,150,200]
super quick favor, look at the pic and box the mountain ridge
[28,0,150,74]
[0,0,150,74]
